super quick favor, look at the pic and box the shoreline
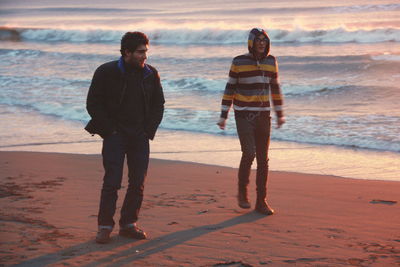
[2,149,400,183]
[1,151,399,266]
[1,129,399,182]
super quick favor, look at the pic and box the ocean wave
[1,26,399,44]
[0,48,114,62]
[0,7,154,15]
[165,78,225,93]
[0,48,45,58]
[205,4,400,15]
[1,80,399,153]
[331,3,400,13]
[0,69,379,104]
[371,54,400,62]
[165,79,359,98]
[282,84,345,96]
[2,3,399,17]
[2,97,399,153]
[274,114,400,153]
[280,55,372,63]
[3,47,394,69]
[160,108,400,153]
[164,78,392,99]
[0,74,89,122]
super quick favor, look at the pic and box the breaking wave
[1,26,399,44]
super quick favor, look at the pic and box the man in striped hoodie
[217,28,285,215]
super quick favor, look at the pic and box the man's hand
[276,116,285,129]
[217,118,226,130]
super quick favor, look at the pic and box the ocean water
[1,0,399,180]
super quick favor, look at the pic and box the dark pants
[98,132,149,227]
[235,112,271,199]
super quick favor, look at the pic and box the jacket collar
[117,56,153,78]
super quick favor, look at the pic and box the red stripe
[237,83,267,90]
[229,70,238,78]
[226,83,236,90]
[222,99,232,105]
[271,84,282,93]
[238,70,277,78]
[233,99,271,107]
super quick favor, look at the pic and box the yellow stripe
[223,94,234,101]
[235,94,269,102]
[232,64,277,73]
[271,94,283,100]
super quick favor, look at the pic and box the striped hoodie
[220,28,284,119]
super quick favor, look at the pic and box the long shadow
[84,211,266,267]
[15,211,266,267]
[13,237,134,267]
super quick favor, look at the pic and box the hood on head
[248,28,270,57]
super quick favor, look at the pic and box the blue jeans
[97,132,149,227]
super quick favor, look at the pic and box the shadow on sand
[15,211,267,266]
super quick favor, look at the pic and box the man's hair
[120,32,149,56]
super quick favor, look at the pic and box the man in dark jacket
[86,32,165,244]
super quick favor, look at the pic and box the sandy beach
[0,151,399,266]
[1,0,400,266]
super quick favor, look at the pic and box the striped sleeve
[220,62,238,119]
[270,58,284,118]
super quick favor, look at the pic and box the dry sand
[0,151,399,266]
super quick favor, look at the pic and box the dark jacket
[85,57,165,140]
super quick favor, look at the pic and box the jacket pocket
[84,119,112,139]
[84,119,97,135]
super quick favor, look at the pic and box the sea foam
[1,27,399,44]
